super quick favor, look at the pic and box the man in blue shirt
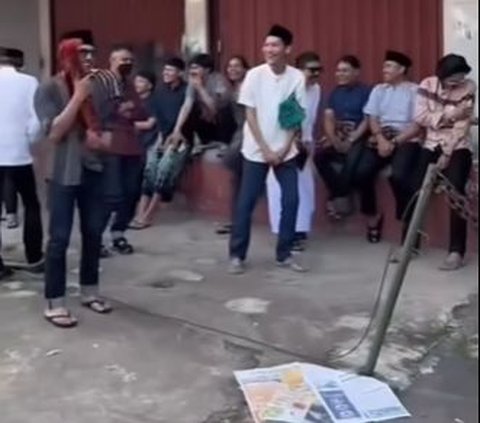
[361,50,422,247]
[131,57,188,228]
[315,55,371,223]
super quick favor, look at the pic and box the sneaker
[112,237,134,255]
[276,256,309,273]
[439,252,464,271]
[228,258,245,275]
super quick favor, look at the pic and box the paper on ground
[234,363,410,423]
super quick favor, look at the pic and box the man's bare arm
[48,77,91,144]
[323,109,337,142]
[135,117,156,131]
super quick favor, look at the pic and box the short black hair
[165,56,186,71]
[337,55,362,69]
[189,53,214,71]
[227,55,250,70]
[296,52,321,69]
[136,70,157,88]
[110,43,134,54]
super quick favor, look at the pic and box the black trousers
[0,165,43,264]
[315,138,380,216]
[102,155,144,236]
[349,143,422,219]
[1,172,18,215]
[409,148,472,256]
[222,138,243,222]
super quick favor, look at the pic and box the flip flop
[44,311,78,329]
[82,298,113,314]
[129,220,150,230]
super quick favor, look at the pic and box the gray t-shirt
[34,76,103,186]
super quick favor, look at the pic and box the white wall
[0,0,41,76]
[444,0,479,151]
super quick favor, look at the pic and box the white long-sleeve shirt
[0,66,40,166]
[302,83,321,143]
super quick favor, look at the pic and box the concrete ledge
[180,152,478,252]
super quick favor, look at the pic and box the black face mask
[118,63,134,77]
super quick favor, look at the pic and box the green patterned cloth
[278,93,306,130]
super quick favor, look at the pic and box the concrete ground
[0,210,478,423]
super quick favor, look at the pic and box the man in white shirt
[229,25,307,274]
[267,51,322,252]
[0,47,43,279]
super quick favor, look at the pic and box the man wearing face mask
[100,45,149,256]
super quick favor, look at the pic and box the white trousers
[266,161,316,234]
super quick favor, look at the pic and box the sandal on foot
[129,220,151,230]
[367,215,384,244]
[326,202,342,221]
[44,310,78,328]
[112,237,134,255]
[82,298,113,314]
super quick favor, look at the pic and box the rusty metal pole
[362,164,438,376]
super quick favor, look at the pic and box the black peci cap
[385,50,412,68]
[267,24,294,46]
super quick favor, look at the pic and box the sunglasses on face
[305,66,323,73]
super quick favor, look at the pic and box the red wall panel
[215,0,443,91]
[52,0,184,68]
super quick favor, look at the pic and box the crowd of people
[0,23,477,328]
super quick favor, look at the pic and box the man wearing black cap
[359,50,422,247]
[228,24,307,274]
[414,54,476,270]
[34,30,113,327]
[0,47,43,279]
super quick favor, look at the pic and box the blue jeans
[45,169,105,300]
[102,155,144,235]
[229,158,299,262]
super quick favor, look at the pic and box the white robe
[266,83,321,234]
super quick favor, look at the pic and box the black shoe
[112,237,134,255]
[100,245,112,259]
[216,224,232,235]
[367,215,384,244]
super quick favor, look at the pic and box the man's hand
[377,136,394,158]
[189,73,204,90]
[445,105,474,122]
[437,154,451,170]
[261,146,281,166]
[85,130,112,151]
[118,101,135,119]
[166,131,186,150]
[73,75,93,103]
